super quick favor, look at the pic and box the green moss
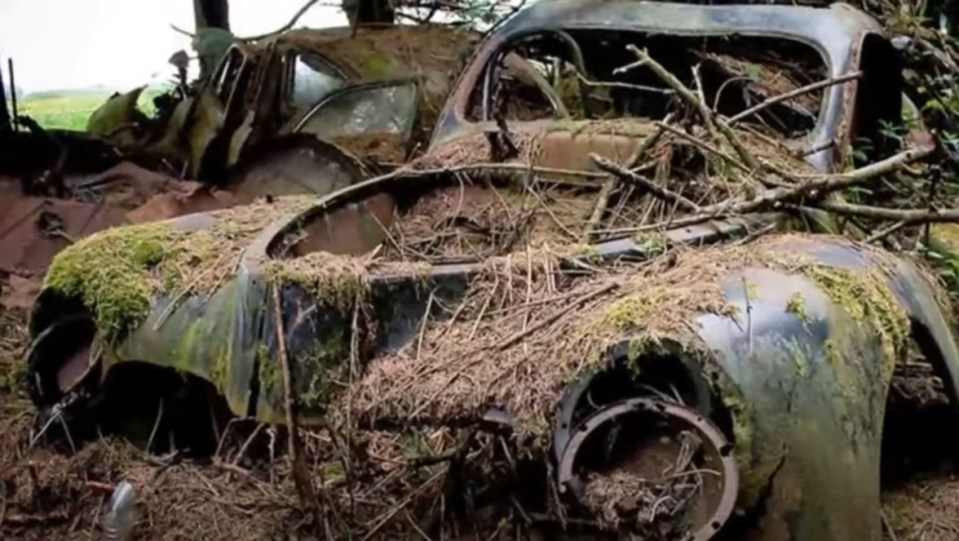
[924,224,959,309]
[319,460,345,482]
[298,334,349,410]
[602,297,652,331]
[262,258,368,311]
[785,292,809,324]
[43,196,316,342]
[257,343,283,397]
[361,53,392,79]
[581,244,604,265]
[626,336,662,365]
[633,233,669,258]
[0,358,27,394]
[44,222,178,339]
[802,265,910,367]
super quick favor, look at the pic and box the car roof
[494,0,883,70]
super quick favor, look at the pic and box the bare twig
[171,0,323,41]
[590,154,701,212]
[625,113,674,168]
[625,44,761,171]
[497,283,618,350]
[696,145,933,216]
[864,221,909,244]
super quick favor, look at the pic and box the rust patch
[0,195,129,274]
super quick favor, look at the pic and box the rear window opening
[267,133,805,264]
[469,30,828,140]
[267,176,600,263]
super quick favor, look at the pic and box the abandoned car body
[25,2,959,540]
[91,24,479,197]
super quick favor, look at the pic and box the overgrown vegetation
[18,87,164,131]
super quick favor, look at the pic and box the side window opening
[294,80,420,163]
[290,52,347,111]
[469,30,829,141]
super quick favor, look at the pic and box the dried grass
[583,430,709,536]
[883,477,959,541]
[340,234,879,440]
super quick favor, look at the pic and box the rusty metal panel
[0,195,129,274]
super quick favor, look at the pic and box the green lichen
[211,348,231,390]
[44,222,178,339]
[257,343,282,395]
[783,339,809,378]
[823,339,842,368]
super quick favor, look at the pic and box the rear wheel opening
[881,324,959,488]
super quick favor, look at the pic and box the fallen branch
[583,177,618,240]
[625,44,761,172]
[271,286,321,520]
[727,71,863,125]
[590,154,701,212]
[865,221,909,244]
[814,202,959,223]
[789,144,933,183]
[697,145,933,216]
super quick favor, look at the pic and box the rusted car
[2,24,477,275]
[26,2,959,540]
[90,24,480,197]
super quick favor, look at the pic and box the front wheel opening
[557,398,738,540]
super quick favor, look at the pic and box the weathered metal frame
[431,1,885,172]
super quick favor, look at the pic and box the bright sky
[0,0,349,94]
